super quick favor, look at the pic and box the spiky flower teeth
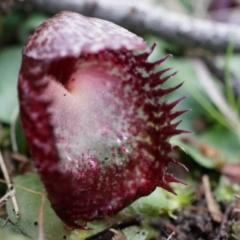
[18,11,187,228]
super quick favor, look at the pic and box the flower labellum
[18,11,187,228]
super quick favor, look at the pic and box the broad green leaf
[6,173,184,240]
[0,218,29,240]
[171,136,216,169]
[6,173,71,240]
[0,10,25,44]
[171,125,240,169]
[0,229,28,240]
[123,188,168,217]
[18,13,48,44]
[6,173,154,239]
[0,46,22,123]
[198,125,240,161]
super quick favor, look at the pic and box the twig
[9,181,46,240]
[29,0,240,53]
[1,216,9,227]
[0,150,19,218]
[38,192,45,240]
[0,188,15,207]
[214,203,234,240]
[202,175,222,223]
[163,220,192,240]
[166,231,175,240]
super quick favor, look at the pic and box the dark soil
[164,196,236,240]
[86,194,237,240]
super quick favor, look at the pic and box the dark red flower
[18,11,187,228]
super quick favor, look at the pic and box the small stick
[13,183,45,240]
[0,188,15,207]
[0,178,46,240]
[38,192,45,240]
[0,150,19,217]
[167,231,175,240]
[214,203,234,240]
[202,175,222,223]
[163,220,193,240]
[1,216,9,227]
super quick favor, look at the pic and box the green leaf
[198,125,240,161]
[0,218,29,240]
[214,176,240,203]
[6,173,71,240]
[6,173,178,240]
[171,136,216,169]
[0,10,25,44]
[6,173,153,240]
[18,13,48,44]
[123,188,168,217]
[172,123,240,169]
[228,54,240,80]
[0,46,22,123]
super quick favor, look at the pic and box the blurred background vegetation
[0,0,240,239]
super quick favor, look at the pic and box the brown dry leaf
[202,175,223,223]
[221,162,240,182]
[181,136,227,169]
[182,137,223,159]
